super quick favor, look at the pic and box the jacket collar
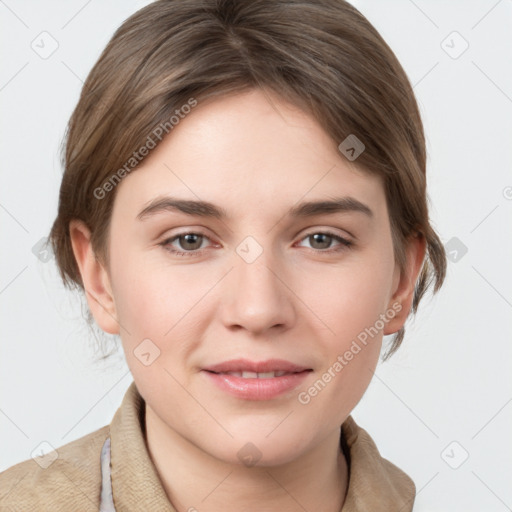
[108,381,415,511]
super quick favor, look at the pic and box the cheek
[110,241,188,326]
[109,258,194,399]
[293,245,394,411]
[295,293,385,426]
[300,246,395,344]
[107,240,164,343]
[109,249,216,362]
[111,267,165,335]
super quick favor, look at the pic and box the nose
[219,247,296,336]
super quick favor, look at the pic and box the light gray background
[1,1,511,510]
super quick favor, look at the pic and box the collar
[103,381,415,511]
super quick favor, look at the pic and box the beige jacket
[0,381,416,511]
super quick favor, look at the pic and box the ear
[383,233,427,335]
[69,219,120,335]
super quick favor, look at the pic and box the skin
[70,88,425,512]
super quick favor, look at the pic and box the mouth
[205,370,300,378]
[201,359,313,400]
[202,358,312,376]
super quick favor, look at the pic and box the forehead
[112,89,386,220]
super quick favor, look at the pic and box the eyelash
[159,230,353,258]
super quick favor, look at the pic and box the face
[77,88,416,466]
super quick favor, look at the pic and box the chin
[201,426,316,468]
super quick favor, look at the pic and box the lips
[202,359,313,400]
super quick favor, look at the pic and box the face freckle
[105,88,401,467]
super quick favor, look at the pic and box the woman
[0,0,446,510]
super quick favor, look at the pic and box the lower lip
[202,370,311,400]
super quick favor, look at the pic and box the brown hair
[49,0,446,359]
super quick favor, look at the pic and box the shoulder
[0,424,109,512]
[341,415,416,511]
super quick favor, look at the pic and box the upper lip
[203,358,311,374]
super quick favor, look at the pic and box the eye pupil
[180,234,202,250]
[310,233,331,249]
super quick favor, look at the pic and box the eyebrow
[136,195,373,221]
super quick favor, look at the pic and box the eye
[160,229,353,258]
[160,232,213,257]
[296,231,352,252]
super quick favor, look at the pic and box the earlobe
[383,233,427,335]
[69,220,120,335]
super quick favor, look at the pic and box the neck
[145,405,349,512]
